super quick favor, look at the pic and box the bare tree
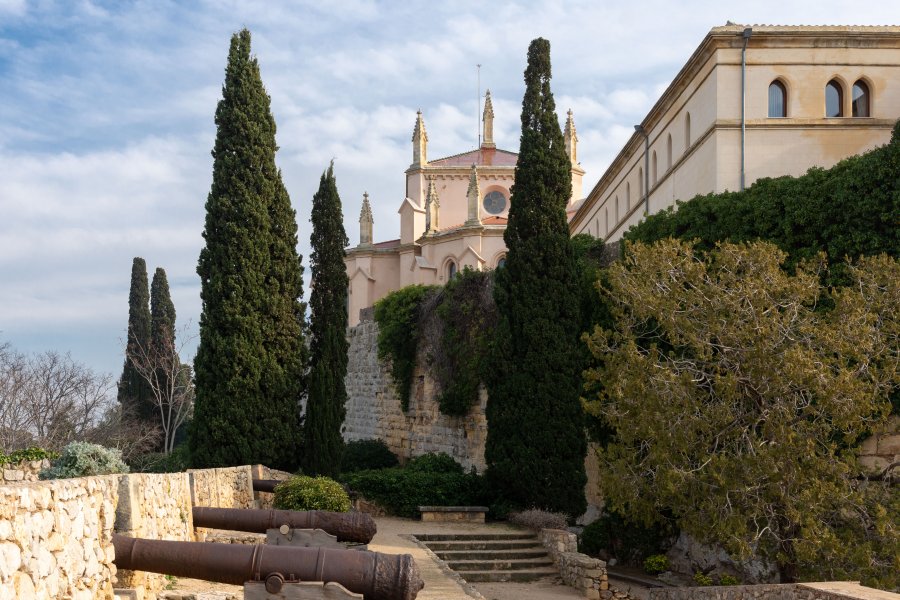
[0,343,32,450]
[127,325,194,454]
[87,403,161,462]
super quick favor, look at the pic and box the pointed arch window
[768,80,787,117]
[447,260,457,280]
[852,80,870,117]
[826,80,843,117]
[666,134,673,170]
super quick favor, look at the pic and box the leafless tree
[127,325,194,454]
[0,343,32,450]
[87,403,161,462]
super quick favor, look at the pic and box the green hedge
[624,121,900,287]
[341,439,398,473]
[0,447,58,467]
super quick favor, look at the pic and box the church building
[345,91,585,326]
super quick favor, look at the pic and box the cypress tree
[302,163,349,477]
[191,29,307,469]
[150,267,177,441]
[118,257,152,419]
[485,38,587,517]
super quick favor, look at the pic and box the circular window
[482,190,507,215]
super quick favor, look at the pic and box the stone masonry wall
[858,415,899,477]
[0,465,256,600]
[1,459,51,483]
[344,315,488,472]
[646,583,900,600]
[540,528,608,599]
[0,475,119,600]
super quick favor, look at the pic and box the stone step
[415,533,535,542]
[447,557,555,571]
[459,567,559,583]
[425,539,542,551]
[434,548,550,561]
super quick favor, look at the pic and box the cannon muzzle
[192,507,376,544]
[112,534,423,600]
[252,478,282,493]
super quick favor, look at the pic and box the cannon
[113,534,423,600]
[192,507,376,544]
[253,478,282,493]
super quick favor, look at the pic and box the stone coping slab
[419,506,490,512]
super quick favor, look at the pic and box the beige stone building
[569,25,900,241]
[345,91,585,326]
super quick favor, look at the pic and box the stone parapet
[540,528,607,599]
[1,459,51,483]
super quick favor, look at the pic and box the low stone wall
[1,459,51,483]
[646,582,900,600]
[114,472,194,598]
[540,529,608,599]
[188,465,255,509]
[0,475,119,600]
[250,464,292,510]
[0,464,259,600]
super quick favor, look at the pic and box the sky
[1,0,898,380]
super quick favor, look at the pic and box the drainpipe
[740,27,752,191]
[634,125,650,215]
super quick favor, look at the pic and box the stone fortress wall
[0,462,253,600]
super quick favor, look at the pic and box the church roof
[429,147,518,167]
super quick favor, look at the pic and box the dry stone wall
[0,475,119,600]
[0,465,257,600]
[540,528,608,599]
[344,315,488,472]
[1,459,51,484]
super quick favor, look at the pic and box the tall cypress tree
[302,164,349,477]
[485,38,587,518]
[191,29,307,469]
[118,257,152,418]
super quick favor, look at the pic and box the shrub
[129,445,190,473]
[273,475,351,512]
[509,508,568,531]
[344,467,483,518]
[406,452,464,474]
[719,574,740,586]
[643,554,669,574]
[693,572,713,586]
[577,512,676,564]
[39,442,129,479]
[0,447,58,467]
[341,439,398,473]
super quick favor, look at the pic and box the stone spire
[359,192,373,246]
[412,110,428,166]
[482,89,495,148]
[564,108,578,164]
[424,177,440,233]
[465,165,481,225]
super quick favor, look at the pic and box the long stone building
[569,24,900,240]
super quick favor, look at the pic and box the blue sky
[1,0,898,379]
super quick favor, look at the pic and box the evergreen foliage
[373,284,436,411]
[302,164,350,477]
[624,121,900,286]
[39,441,129,479]
[191,29,307,469]
[484,38,587,518]
[584,239,899,586]
[273,475,351,512]
[149,268,177,429]
[341,439,398,473]
[118,257,152,419]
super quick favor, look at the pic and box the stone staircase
[416,533,558,583]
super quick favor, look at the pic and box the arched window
[666,134,673,170]
[685,112,691,148]
[652,151,658,185]
[496,256,506,269]
[615,196,619,222]
[825,80,843,117]
[638,167,644,200]
[768,80,787,117]
[626,183,631,210]
[447,261,457,280]
[852,80,870,117]
[605,208,609,236]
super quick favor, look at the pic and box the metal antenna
[477,64,481,148]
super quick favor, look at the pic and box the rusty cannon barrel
[192,506,376,544]
[252,478,282,493]
[113,534,423,600]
